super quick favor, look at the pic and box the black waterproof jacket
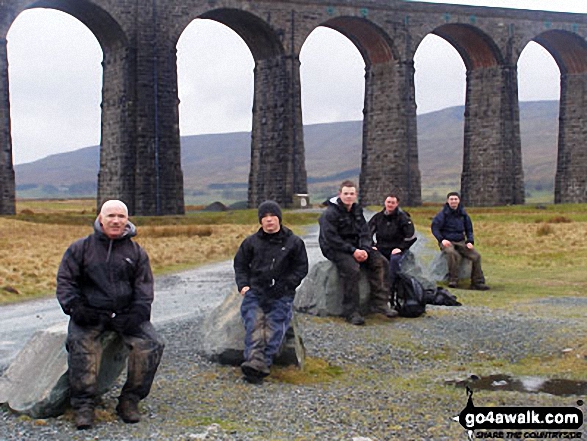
[56,218,154,316]
[318,197,372,259]
[234,225,308,299]
[368,207,417,254]
[431,203,475,246]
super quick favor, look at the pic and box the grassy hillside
[15,100,559,204]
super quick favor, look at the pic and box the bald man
[57,200,164,430]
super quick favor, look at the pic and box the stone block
[200,289,304,368]
[294,254,439,317]
[429,252,472,282]
[0,322,128,419]
[293,260,371,317]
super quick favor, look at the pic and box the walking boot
[346,311,365,326]
[75,407,95,430]
[116,398,141,424]
[469,282,490,291]
[372,304,399,319]
[241,359,270,383]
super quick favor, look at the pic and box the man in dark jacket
[368,193,417,288]
[319,180,397,326]
[431,192,490,290]
[234,200,308,383]
[57,200,164,430]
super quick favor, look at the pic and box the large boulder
[0,322,128,419]
[429,252,472,282]
[399,251,437,292]
[201,289,304,368]
[294,252,439,317]
[293,260,371,317]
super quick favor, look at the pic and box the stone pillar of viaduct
[556,72,587,203]
[249,54,307,208]
[0,37,15,215]
[360,59,421,206]
[123,2,184,216]
[462,64,524,206]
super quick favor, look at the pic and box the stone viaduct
[0,0,586,215]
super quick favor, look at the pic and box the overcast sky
[6,0,587,164]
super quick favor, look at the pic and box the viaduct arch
[1,0,586,214]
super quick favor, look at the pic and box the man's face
[261,214,280,234]
[339,186,358,208]
[447,195,460,210]
[99,205,128,239]
[384,197,399,213]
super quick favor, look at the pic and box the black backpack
[394,273,426,318]
[426,287,462,306]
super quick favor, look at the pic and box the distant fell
[15,100,559,203]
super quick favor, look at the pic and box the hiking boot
[469,283,490,291]
[372,305,399,319]
[74,407,94,430]
[241,360,270,382]
[448,281,458,289]
[116,398,141,424]
[346,311,365,326]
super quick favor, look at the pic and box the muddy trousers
[328,251,390,317]
[66,320,165,410]
[240,290,293,368]
[441,240,485,285]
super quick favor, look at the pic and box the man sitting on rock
[431,191,490,290]
[56,200,165,430]
[368,192,417,289]
[319,180,397,325]
[234,200,308,383]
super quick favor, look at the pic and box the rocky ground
[1,296,586,440]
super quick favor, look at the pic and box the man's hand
[441,239,452,248]
[466,242,474,249]
[240,286,250,296]
[353,249,368,262]
[391,248,402,255]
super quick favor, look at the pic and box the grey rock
[293,260,371,317]
[429,252,472,282]
[200,289,303,366]
[0,322,128,419]
[294,254,439,316]
[398,250,437,292]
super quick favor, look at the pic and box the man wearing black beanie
[431,192,490,290]
[234,200,308,383]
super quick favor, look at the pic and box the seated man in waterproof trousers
[57,200,165,430]
[233,200,308,383]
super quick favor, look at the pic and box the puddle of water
[449,374,587,396]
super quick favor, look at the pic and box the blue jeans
[240,290,293,367]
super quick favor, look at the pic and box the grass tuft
[271,357,344,384]
[536,223,554,236]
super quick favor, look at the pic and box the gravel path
[1,222,586,440]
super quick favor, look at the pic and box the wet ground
[451,374,587,397]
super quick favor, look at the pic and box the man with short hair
[319,180,397,325]
[368,193,417,288]
[57,200,165,430]
[431,192,490,290]
[234,200,308,383]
